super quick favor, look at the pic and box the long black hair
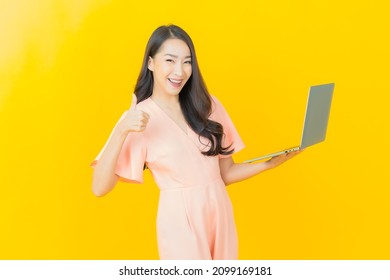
[134,24,233,157]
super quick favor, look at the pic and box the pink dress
[92,96,245,259]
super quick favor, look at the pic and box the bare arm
[219,150,303,186]
[92,128,128,197]
[92,95,149,197]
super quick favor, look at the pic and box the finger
[137,111,150,121]
[287,150,301,158]
[130,94,138,111]
[143,112,150,120]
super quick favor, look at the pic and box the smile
[168,78,183,87]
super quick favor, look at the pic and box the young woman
[91,24,301,260]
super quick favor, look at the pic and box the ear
[147,56,154,71]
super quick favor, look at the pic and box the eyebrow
[164,53,192,59]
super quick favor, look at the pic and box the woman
[91,24,301,259]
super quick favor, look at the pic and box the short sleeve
[210,96,245,158]
[90,112,146,184]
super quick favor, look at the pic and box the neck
[151,91,180,109]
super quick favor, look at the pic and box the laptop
[243,83,335,163]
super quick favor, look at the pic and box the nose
[173,63,184,77]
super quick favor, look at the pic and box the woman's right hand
[117,94,150,134]
[91,94,149,197]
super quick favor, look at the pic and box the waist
[158,177,225,192]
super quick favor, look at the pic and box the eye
[166,59,174,63]
[184,60,192,64]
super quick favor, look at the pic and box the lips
[168,78,183,88]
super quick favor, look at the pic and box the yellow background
[1,0,389,259]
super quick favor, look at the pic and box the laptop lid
[242,83,335,163]
[300,83,335,149]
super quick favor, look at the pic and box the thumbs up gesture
[119,94,150,133]
[129,93,138,111]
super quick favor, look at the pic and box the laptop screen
[300,83,335,149]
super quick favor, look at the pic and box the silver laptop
[243,83,335,163]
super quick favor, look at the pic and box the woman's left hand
[266,149,304,169]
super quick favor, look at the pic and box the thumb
[130,94,138,111]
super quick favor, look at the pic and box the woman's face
[148,38,192,98]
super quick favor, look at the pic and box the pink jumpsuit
[92,96,245,259]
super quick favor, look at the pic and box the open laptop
[243,83,335,163]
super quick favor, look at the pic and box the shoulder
[210,95,228,115]
[209,95,231,124]
[136,97,152,111]
[131,97,155,118]
[117,98,154,127]
[210,94,221,106]
[210,95,224,112]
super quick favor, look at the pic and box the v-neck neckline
[149,97,189,136]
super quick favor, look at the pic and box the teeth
[169,78,181,84]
